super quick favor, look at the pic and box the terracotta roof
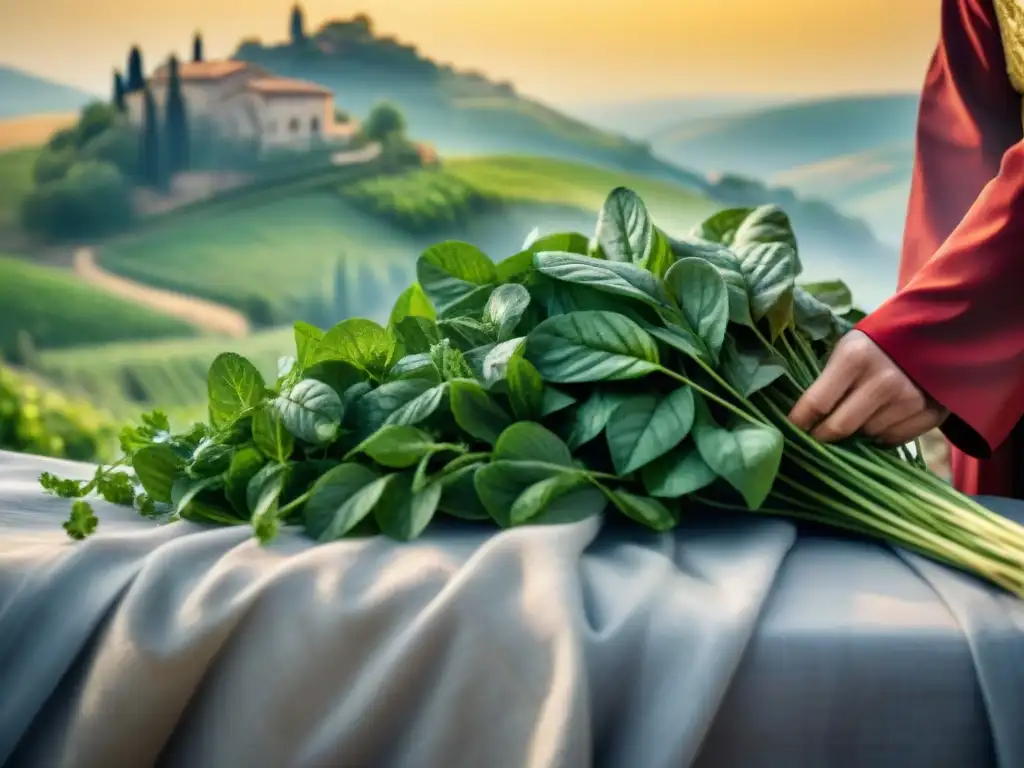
[151,60,252,82]
[245,77,333,97]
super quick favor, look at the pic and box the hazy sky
[2,0,940,104]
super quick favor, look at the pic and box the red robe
[856,0,1024,497]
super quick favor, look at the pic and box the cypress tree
[127,46,145,92]
[290,5,306,45]
[141,85,163,188]
[112,69,126,111]
[192,32,204,63]
[164,55,190,175]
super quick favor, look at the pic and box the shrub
[0,364,115,462]
[80,124,142,180]
[363,102,406,142]
[33,146,77,185]
[21,160,134,240]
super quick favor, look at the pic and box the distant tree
[363,102,406,142]
[164,55,190,175]
[112,69,126,111]
[81,124,142,180]
[21,161,133,240]
[32,146,76,186]
[127,46,145,92]
[290,5,306,45]
[140,86,164,188]
[77,102,119,147]
[192,32,204,62]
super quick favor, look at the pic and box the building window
[289,117,300,133]
[310,116,320,133]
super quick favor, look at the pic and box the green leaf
[539,387,577,416]
[731,204,799,255]
[798,279,853,314]
[641,445,717,498]
[644,323,710,364]
[304,360,365,398]
[172,475,224,517]
[495,250,535,282]
[317,318,395,378]
[431,339,477,381]
[207,352,266,429]
[688,207,753,245]
[374,471,442,541]
[437,464,490,520]
[506,357,544,420]
[389,282,436,327]
[525,310,660,383]
[449,379,513,445]
[691,401,783,510]
[294,321,325,372]
[534,252,668,310]
[438,317,494,351]
[63,500,98,540]
[186,439,233,478]
[509,473,591,526]
[474,460,579,527]
[493,421,575,466]
[564,389,623,450]
[663,257,729,363]
[384,382,449,427]
[246,463,289,543]
[719,337,788,397]
[394,316,443,355]
[734,241,798,337]
[416,241,496,316]
[252,405,294,462]
[645,228,677,278]
[132,444,182,503]
[530,231,592,256]
[350,425,437,468]
[792,286,838,341]
[225,446,266,515]
[595,187,654,264]
[605,490,676,531]
[669,237,753,326]
[479,337,526,386]
[352,378,434,438]
[272,378,344,445]
[303,463,384,541]
[388,352,441,383]
[483,283,531,341]
[605,388,695,475]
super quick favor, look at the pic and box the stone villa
[125,60,356,152]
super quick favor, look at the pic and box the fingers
[860,376,927,436]
[788,341,861,432]
[810,381,885,442]
[877,407,948,446]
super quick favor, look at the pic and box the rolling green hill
[649,94,919,181]
[231,14,708,192]
[37,328,293,422]
[0,256,197,361]
[0,65,97,119]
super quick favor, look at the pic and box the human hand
[788,330,949,445]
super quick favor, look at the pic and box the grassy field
[99,193,422,324]
[0,146,41,231]
[0,257,197,360]
[36,327,293,422]
[445,156,715,234]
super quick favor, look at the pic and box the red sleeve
[856,0,1024,459]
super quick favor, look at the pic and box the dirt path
[73,248,251,338]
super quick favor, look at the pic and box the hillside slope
[231,15,708,191]
[649,94,919,180]
[0,65,97,119]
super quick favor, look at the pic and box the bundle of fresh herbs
[42,188,1024,597]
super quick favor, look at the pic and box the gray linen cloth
[1,450,1022,768]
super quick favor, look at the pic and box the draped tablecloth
[1,450,1023,768]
